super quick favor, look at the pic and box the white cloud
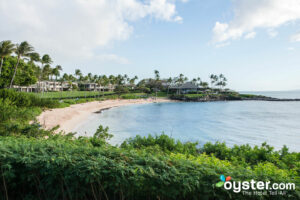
[287,47,295,51]
[212,0,300,45]
[0,0,183,62]
[244,32,256,39]
[290,32,300,42]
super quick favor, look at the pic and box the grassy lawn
[151,91,168,97]
[120,93,148,99]
[184,93,206,98]
[28,91,115,99]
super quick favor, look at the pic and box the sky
[0,0,300,91]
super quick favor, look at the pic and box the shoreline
[37,98,174,133]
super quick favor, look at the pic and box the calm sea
[75,91,300,152]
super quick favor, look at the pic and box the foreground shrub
[0,89,60,108]
[0,136,298,200]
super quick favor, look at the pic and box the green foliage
[0,136,298,200]
[121,134,199,155]
[89,125,113,147]
[120,93,148,99]
[0,89,61,137]
[0,56,37,88]
[200,142,300,170]
[184,93,206,98]
[0,89,60,108]
[115,85,130,96]
[33,90,115,99]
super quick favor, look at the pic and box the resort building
[78,83,115,91]
[169,82,199,94]
[13,81,77,92]
[13,81,115,92]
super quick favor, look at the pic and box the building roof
[170,82,199,89]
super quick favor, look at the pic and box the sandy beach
[37,98,173,133]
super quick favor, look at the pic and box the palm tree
[154,70,160,81]
[129,76,138,87]
[28,52,40,67]
[154,70,161,99]
[177,74,187,84]
[75,69,82,81]
[0,40,15,76]
[39,54,52,92]
[42,64,52,80]
[62,73,69,81]
[217,74,227,91]
[92,74,98,83]
[200,81,209,89]
[195,77,201,94]
[53,65,62,91]
[166,77,173,95]
[9,41,34,88]
[87,73,92,82]
[41,54,52,70]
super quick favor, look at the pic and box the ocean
[75,91,300,152]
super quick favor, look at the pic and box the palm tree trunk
[54,76,57,91]
[9,56,20,88]
[0,57,4,76]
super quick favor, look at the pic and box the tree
[154,70,161,98]
[9,41,34,88]
[115,85,129,97]
[210,74,219,89]
[90,125,113,147]
[129,76,138,87]
[175,74,188,90]
[166,77,173,95]
[0,40,15,76]
[53,65,62,91]
[40,54,53,91]
[62,73,69,81]
[217,74,227,91]
[154,70,160,81]
[194,77,201,94]
[75,69,82,81]
[87,73,92,82]
[28,52,40,64]
[200,81,209,89]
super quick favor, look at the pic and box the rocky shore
[170,94,300,102]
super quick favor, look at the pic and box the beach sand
[37,98,173,133]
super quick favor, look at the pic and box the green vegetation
[171,92,270,101]
[32,90,115,99]
[0,134,298,200]
[0,40,298,199]
[0,89,299,199]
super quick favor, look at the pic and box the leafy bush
[0,136,298,200]
[0,89,60,108]
[121,134,199,155]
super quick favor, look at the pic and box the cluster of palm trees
[1,40,228,93]
[209,74,227,90]
[62,69,139,88]
[147,71,228,96]
[0,40,63,89]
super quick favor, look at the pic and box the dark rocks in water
[241,97,300,101]
[94,107,111,114]
[170,94,300,102]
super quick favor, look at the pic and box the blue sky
[1,0,300,91]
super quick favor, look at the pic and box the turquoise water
[75,91,300,152]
